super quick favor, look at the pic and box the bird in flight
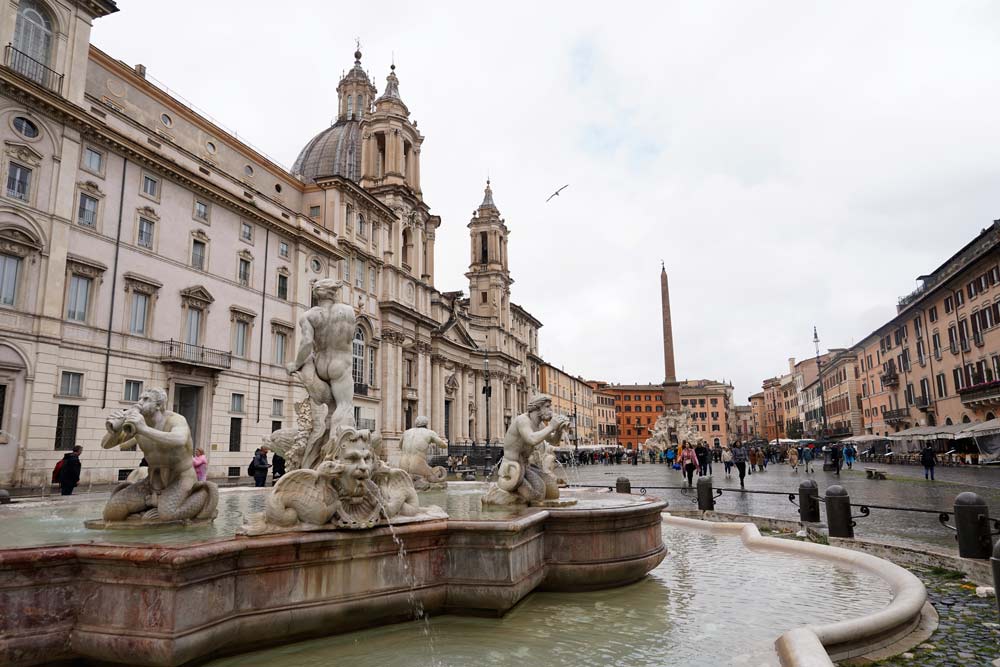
[546,184,569,202]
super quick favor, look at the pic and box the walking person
[801,446,814,474]
[748,447,758,473]
[679,442,699,488]
[695,442,709,477]
[787,446,799,473]
[844,444,856,470]
[251,446,270,487]
[731,441,749,489]
[760,447,768,471]
[722,447,733,478]
[921,444,937,481]
[192,447,208,481]
[830,444,843,476]
[56,445,83,496]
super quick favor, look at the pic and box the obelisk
[661,263,681,410]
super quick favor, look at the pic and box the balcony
[880,370,899,387]
[4,45,63,95]
[884,408,911,424]
[159,340,231,370]
[915,395,932,411]
[959,379,1000,408]
[354,383,369,396]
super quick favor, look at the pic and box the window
[137,217,154,249]
[274,332,287,365]
[956,290,965,307]
[238,258,251,286]
[345,204,353,231]
[6,162,31,201]
[369,267,377,293]
[60,371,83,397]
[123,379,143,402]
[244,165,254,177]
[77,193,98,227]
[54,405,78,451]
[231,393,244,413]
[206,141,217,154]
[309,205,321,218]
[929,306,938,323]
[66,275,91,322]
[191,239,206,270]
[277,273,288,300]
[234,320,249,357]
[271,420,282,433]
[83,147,103,173]
[920,378,931,400]
[13,116,38,138]
[352,328,365,386]
[142,174,159,199]
[229,417,242,452]
[14,1,53,76]
[355,258,365,288]
[368,347,375,387]
[240,221,253,242]
[0,254,21,306]
[194,199,209,222]
[945,296,953,313]
[160,113,172,128]
[480,291,488,304]
[185,307,202,345]
[272,398,284,416]
[358,215,367,237]
[129,292,149,335]
[405,359,414,387]
[278,241,289,258]
[932,332,941,357]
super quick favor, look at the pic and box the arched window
[346,95,354,120]
[401,228,412,267]
[14,1,53,79]
[352,327,365,386]
[988,412,997,421]
[962,414,971,423]
[356,94,363,117]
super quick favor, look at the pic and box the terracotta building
[748,392,766,440]
[822,351,863,437]
[539,364,595,446]
[761,377,786,442]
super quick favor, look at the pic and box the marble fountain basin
[0,484,666,667]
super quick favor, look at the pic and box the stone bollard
[616,477,631,494]
[799,479,820,523]
[825,485,853,539]
[954,492,993,559]
[696,476,715,511]
[0,489,10,504]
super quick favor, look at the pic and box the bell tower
[466,181,511,326]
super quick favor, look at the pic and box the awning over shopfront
[886,424,967,442]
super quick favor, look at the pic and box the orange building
[761,377,786,442]
[605,384,664,450]
[749,392,766,440]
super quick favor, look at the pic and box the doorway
[444,400,452,443]
[173,385,202,448]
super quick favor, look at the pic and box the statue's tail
[429,465,447,483]
[193,481,219,519]
[496,460,523,492]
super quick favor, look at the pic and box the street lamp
[482,353,491,447]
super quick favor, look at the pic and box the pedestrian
[722,447,733,478]
[694,442,709,476]
[830,444,843,476]
[679,442,699,488]
[56,445,83,496]
[787,446,799,473]
[730,441,749,489]
[921,444,937,481]
[462,454,470,468]
[251,446,270,487]
[666,446,676,469]
[801,446,814,474]
[760,447,768,471]
[272,453,286,482]
[192,447,208,481]
[844,444,856,470]
[748,447,758,473]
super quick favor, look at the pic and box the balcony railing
[4,45,62,94]
[160,340,232,370]
[880,371,899,387]
[959,379,1000,407]
[884,408,911,423]
[915,395,931,410]
[357,418,376,431]
[354,383,369,396]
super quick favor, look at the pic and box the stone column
[425,230,435,284]
[457,368,467,441]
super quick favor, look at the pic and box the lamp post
[482,353,491,446]
[572,381,579,453]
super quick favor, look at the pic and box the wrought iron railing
[4,44,62,94]
[884,407,910,421]
[160,340,232,369]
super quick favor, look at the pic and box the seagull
[546,184,569,203]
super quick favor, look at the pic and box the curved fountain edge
[661,514,929,667]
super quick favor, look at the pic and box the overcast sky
[92,1,1000,403]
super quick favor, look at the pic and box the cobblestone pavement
[565,461,1000,550]
[860,566,999,667]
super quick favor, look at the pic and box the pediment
[180,285,214,305]
[438,319,478,349]
[4,141,42,167]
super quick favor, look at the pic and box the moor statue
[399,416,448,489]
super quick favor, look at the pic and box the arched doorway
[945,417,953,426]
[962,414,972,423]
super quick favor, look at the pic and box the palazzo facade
[0,0,541,487]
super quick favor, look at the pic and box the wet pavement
[563,460,1000,551]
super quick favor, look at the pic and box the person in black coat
[920,445,937,481]
[830,445,843,476]
[252,446,271,487]
[694,443,709,476]
[271,453,286,482]
[58,446,83,495]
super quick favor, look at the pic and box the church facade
[0,0,541,487]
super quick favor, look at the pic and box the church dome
[292,119,362,182]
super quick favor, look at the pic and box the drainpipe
[101,157,128,409]
[256,229,269,423]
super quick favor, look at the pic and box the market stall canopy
[886,424,967,441]
[955,418,1000,439]
[841,434,888,444]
